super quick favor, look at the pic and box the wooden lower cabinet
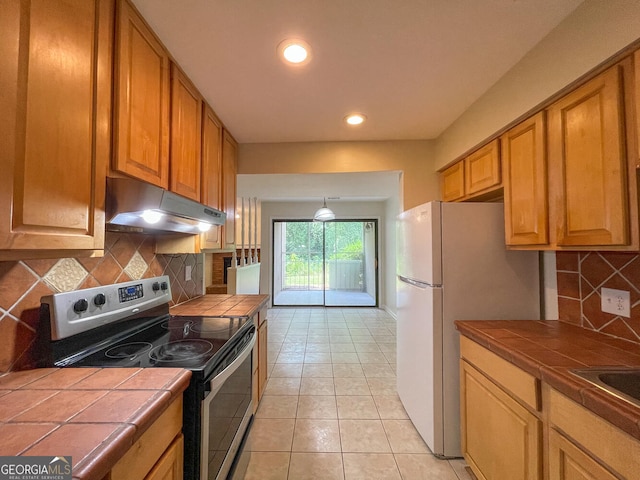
[106,397,184,480]
[460,360,542,480]
[548,428,617,480]
[145,435,184,480]
[546,386,640,480]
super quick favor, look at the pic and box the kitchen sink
[570,368,640,409]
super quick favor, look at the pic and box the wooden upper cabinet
[170,64,202,201]
[0,0,112,256]
[113,0,170,188]
[200,104,223,250]
[441,162,465,201]
[464,139,501,196]
[222,130,238,249]
[547,60,635,248]
[501,112,549,246]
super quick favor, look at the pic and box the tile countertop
[455,320,640,441]
[170,293,270,318]
[0,367,191,480]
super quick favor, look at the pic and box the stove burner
[189,320,237,334]
[149,339,214,363]
[105,342,152,360]
[162,320,193,331]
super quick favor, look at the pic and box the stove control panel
[41,275,172,340]
[118,283,144,303]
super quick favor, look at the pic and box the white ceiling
[131,0,584,144]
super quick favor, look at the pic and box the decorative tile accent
[43,258,88,293]
[556,251,640,344]
[124,251,148,280]
[0,232,204,374]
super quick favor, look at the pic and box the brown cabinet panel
[547,62,630,247]
[144,434,184,480]
[200,104,223,250]
[461,360,542,480]
[548,429,617,480]
[222,130,237,249]
[170,64,202,201]
[0,0,111,253]
[441,162,465,201]
[464,139,501,196]
[113,0,170,188]
[501,113,548,246]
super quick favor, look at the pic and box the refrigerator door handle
[397,275,441,289]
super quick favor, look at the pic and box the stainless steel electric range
[38,276,255,480]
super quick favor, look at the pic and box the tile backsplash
[556,251,640,345]
[0,232,203,374]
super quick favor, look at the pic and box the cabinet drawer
[460,336,539,411]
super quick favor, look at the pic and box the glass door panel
[272,220,377,307]
[324,221,376,307]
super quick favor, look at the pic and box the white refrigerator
[396,201,540,458]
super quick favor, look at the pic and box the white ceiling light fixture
[344,113,366,126]
[314,197,335,222]
[278,39,312,66]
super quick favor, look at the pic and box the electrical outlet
[601,287,630,318]
[185,265,192,282]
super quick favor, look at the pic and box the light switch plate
[601,287,630,318]
[185,265,192,282]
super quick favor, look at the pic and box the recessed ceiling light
[278,39,312,65]
[345,113,366,126]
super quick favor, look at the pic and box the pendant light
[314,197,335,222]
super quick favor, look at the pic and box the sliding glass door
[272,220,377,307]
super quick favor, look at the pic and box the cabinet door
[460,360,542,480]
[222,130,238,249]
[0,0,111,254]
[145,434,184,480]
[547,62,630,247]
[548,429,618,480]
[441,162,465,201]
[113,0,170,188]
[200,104,223,250]
[465,139,501,196]
[170,64,202,201]
[501,113,549,246]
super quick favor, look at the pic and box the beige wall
[238,140,437,210]
[434,0,640,170]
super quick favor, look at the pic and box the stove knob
[152,282,160,292]
[94,293,106,307]
[161,282,168,291]
[73,298,89,314]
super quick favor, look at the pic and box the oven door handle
[205,329,256,398]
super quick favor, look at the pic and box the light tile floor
[235,307,473,480]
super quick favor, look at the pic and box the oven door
[200,327,256,480]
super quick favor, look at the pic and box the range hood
[106,177,226,234]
